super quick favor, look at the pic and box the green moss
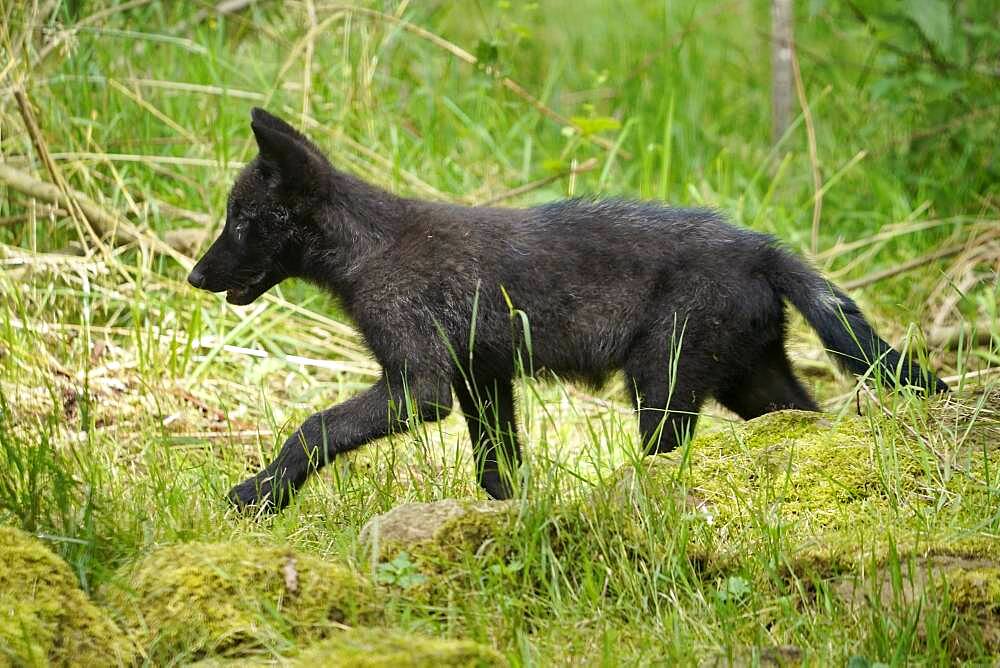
[941,563,1000,653]
[924,536,1000,563]
[588,403,1000,657]
[600,407,1000,577]
[190,628,507,667]
[433,505,519,561]
[681,411,915,530]
[0,526,135,667]
[598,411,906,570]
[357,501,521,605]
[943,565,1000,614]
[289,628,506,667]
[102,542,379,663]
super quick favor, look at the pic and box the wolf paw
[480,472,514,501]
[227,474,288,514]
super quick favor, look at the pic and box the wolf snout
[187,267,207,289]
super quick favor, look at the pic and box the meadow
[1,0,998,665]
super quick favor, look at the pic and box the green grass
[1,0,999,665]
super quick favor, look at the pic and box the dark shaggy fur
[188,108,948,512]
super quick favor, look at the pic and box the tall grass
[1,0,998,664]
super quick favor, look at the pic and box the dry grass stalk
[13,88,109,256]
[0,161,190,267]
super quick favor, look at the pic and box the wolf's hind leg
[625,333,713,455]
[715,341,818,419]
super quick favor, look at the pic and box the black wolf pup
[188,108,947,512]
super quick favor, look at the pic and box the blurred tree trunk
[771,0,794,145]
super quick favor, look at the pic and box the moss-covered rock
[676,411,912,534]
[700,644,803,667]
[0,526,135,667]
[359,500,520,564]
[833,556,1000,654]
[945,563,1000,614]
[288,627,506,667]
[592,401,999,655]
[613,408,1000,572]
[833,556,998,611]
[597,411,904,569]
[190,628,506,667]
[102,542,379,663]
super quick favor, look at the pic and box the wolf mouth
[226,272,269,305]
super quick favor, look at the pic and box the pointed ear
[251,107,304,140]
[251,121,314,187]
[251,107,279,126]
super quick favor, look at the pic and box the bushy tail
[765,247,948,393]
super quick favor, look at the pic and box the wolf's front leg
[228,373,452,512]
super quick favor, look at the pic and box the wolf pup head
[187,108,329,305]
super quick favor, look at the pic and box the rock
[288,627,507,667]
[701,644,803,667]
[102,542,379,664]
[190,628,507,667]
[599,407,1000,572]
[833,556,1000,654]
[359,499,519,563]
[595,410,891,570]
[0,526,135,667]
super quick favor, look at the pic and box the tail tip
[907,370,949,394]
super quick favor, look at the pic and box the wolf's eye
[231,221,247,243]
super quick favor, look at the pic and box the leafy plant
[375,552,428,590]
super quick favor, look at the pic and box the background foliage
[1,0,998,664]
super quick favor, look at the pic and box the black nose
[187,268,206,289]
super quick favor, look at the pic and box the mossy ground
[101,542,379,664]
[621,408,1000,658]
[0,527,135,667]
[190,628,507,667]
[1,1,998,664]
[3,393,996,665]
[355,400,999,661]
[281,627,507,667]
[605,406,999,570]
